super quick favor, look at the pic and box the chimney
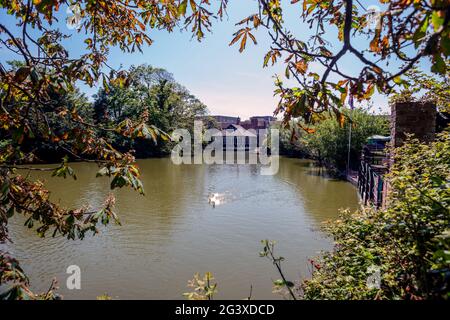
[391,101,437,148]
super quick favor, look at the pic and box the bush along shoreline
[300,131,450,300]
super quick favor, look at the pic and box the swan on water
[208,193,222,208]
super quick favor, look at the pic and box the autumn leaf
[295,60,308,74]
[229,28,257,53]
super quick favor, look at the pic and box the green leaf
[178,0,188,15]
[30,69,39,83]
[441,35,450,56]
[431,54,446,75]
[393,76,402,84]
[273,279,284,286]
[12,126,25,144]
[413,15,429,47]
[1,180,10,198]
[111,175,127,189]
[6,207,14,218]
[102,75,109,92]
[431,11,444,32]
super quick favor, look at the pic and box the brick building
[209,115,276,131]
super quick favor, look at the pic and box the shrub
[302,131,450,299]
[301,109,389,174]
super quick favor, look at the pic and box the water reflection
[4,157,358,299]
[275,158,360,223]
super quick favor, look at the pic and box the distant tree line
[1,63,208,164]
[92,64,208,158]
[276,108,390,176]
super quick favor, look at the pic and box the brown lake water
[3,157,359,299]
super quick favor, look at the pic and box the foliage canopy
[1,0,449,299]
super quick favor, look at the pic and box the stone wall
[381,101,437,209]
[391,101,437,147]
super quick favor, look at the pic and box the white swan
[208,193,221,208]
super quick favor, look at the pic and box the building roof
[211,115,241,121]
[213,124,257,137]
[367,135,391,142]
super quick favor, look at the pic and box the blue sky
[1,1,429,119]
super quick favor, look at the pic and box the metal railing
[358,145,388,208]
